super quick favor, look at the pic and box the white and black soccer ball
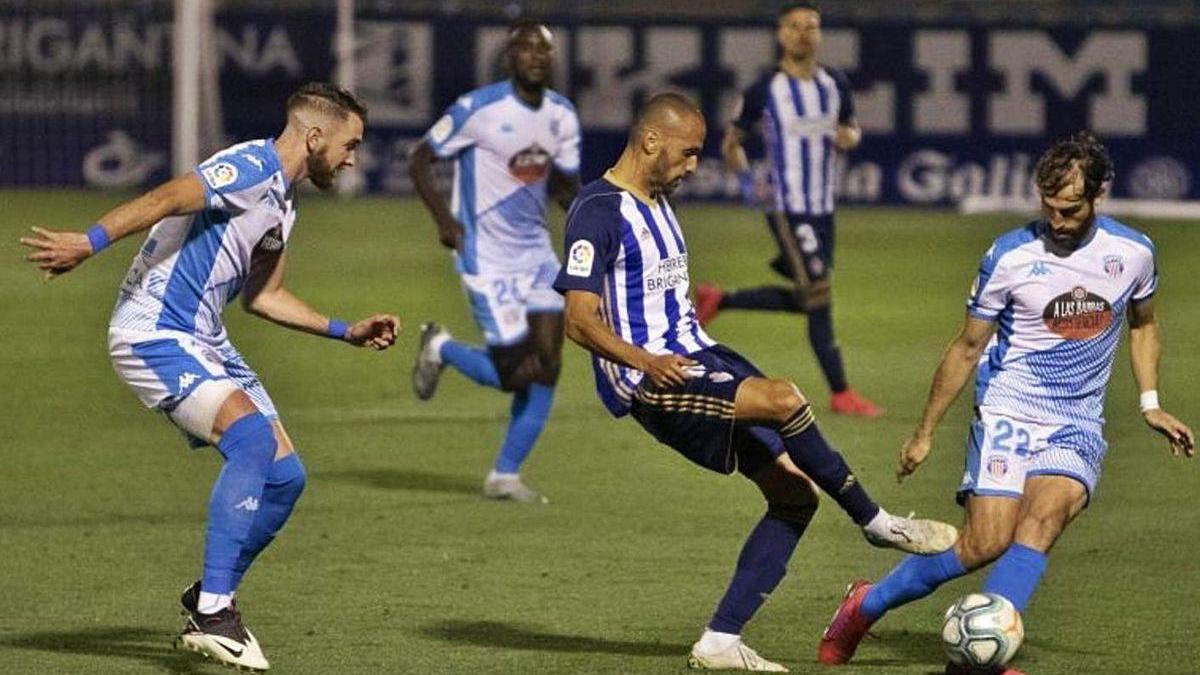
[941,593,1024,669]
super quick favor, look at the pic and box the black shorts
[765,212,835,283]
[630,344,786,477]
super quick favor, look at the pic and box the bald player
[21,82,398,672]
[409,21,581,502]
[553,92,958,671]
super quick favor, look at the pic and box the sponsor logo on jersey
[1042,285,1112,340]
[566,240,594,277]
[1103,254,1124,279]
[201,162,238,189]
[508,143,552,183]
[644,254,689,292]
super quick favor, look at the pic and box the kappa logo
[257,225,284,252]
[240,152,264,171]
[1028,261,1050,277]
[178,372,199,391]
[234,496,260,512]
[707,371,734,383]
[499,123,514,133]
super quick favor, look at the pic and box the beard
[307,152,337,191]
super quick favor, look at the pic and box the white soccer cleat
[863,512,958,555]
[175,607,270,672]
[412,322,449,401]
[688,640,788,672]
[482,475,548,504]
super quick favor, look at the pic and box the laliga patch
[566,240,595,277]
[429,115,454,144]
[202,162,238,189]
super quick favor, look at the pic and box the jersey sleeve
[1131,241,1159,302]
[553,106,582,175]
[554,195,621,296]
[194,145,277,215]
[830,67,856,125]
[965,244,1009,320]
[730,78,768,134]
[424,96,479,158]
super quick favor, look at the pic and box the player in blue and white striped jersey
[696,2,883,418]
[409,22,581,503]
[818,133,1194,673]
[556,92,957,672]
[21,83,399,673]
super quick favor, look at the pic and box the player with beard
[554,92,958,671]
[409,21,581,502]
[695,2,882,418]
[817,132,1193,674]
[20,82,399,672]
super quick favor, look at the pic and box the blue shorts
[766,212,835,282]
[630,344,785,477]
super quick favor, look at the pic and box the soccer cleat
[412,322,449,401]
[694,283,724,328]
[175,604,269,672]
[862,514,958,555]
[482,475,548,504]
[688,639,788,672]
[830,388,885,418]
[817,580,876,665]
[944,662,1027,675]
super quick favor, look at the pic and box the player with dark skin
[409,23,579,391]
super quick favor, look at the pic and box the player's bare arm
[548,169,581,211]
[242,248,400,350]
[20,172,207,278]
[407,139,464,250]
[720,124,749,173]
[563,289,695,388]
[898,313,996,481]
[1127,298,1195,456]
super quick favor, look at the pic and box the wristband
[737,170,755,203]
[86,224,111,253]
[327,318,350,341]
[1139,390,1160,413]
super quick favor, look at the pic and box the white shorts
[958,408,1107,505]
[460,258,564,346]
[108,327,280,422]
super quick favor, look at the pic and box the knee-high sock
[982,543,1047,613]
[719,286,803,313]
[807,305,848,393]
[204,413,277,595]
[440,340,501,388]
[494,384,554,474]
[861,548,968,620]
[230,453,307,590]
[779,405,879,525]
[709,506,815,634]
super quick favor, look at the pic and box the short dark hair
[286,82,368,123]
[779,2,820,19]
[1034,131,1114,201]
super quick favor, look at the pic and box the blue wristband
[327,318,350,341]
[86,224,110,253]
[737,171,755,203]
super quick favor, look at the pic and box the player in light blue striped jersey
[21,83,399,672]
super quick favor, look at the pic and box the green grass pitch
[1,191,1196,674]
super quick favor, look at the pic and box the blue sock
[779,406,879,525]
[982,543,1047,613]
[861,548,967,620]
[440,340,501,388]
[494,384,554,474]
[230,453,307,589]
[808,305,848,393]
[203,413,277,595]
[710,509,814,634]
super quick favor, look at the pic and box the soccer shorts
[460,255,564,346]
[108,327,280,423]
[957,408,1107,505]
[629,344,786,477]
[766,212,835,282]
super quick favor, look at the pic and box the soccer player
[694,1,881,417]
[20,83,399,672]
[816,132,1194,675]
[554,91,957,671]
[409,22,581,502]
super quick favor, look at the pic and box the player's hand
[347,314,401,350]
[834,124,861,150]
[897,433,933,482]
[19,226,93,279]
[1143,408,1195,458]
[643,353,698,389]
[436,218,465,251]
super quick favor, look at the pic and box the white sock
[861,506,893,537]
[197,591,233,614]
[427,331,451,363]
[486,470,519,482]
[697,629,741,653]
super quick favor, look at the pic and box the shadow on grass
[0,625,217,674]
[850,628,951,671]
[423,619,688,657]
[316,468,480,495]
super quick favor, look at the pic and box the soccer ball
[941,593,1024,669]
